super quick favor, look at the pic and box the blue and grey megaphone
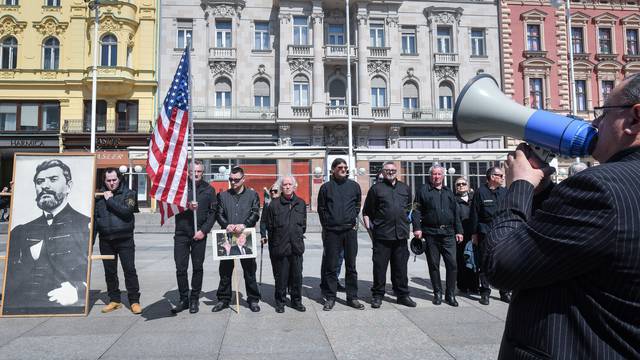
[453,74,598,162]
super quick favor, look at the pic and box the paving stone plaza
[0,219,507,360]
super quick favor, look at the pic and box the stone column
[357,12,371,117]
[388,16,402,118]
[278,13,292,117]
[311,9,325,118]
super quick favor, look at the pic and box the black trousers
[320,229,359,300]
[174,234,207,302]
[217,258,261,303]
[424,235,457,296]
[456,238,479,292]
[271,254,303,305]
[100,236,140,304]
[476,234,510,297]
[371,239,410,299]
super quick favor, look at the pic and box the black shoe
[479,294,490,305]
[444,295,459,307]
[249,302,261,312]
[189,299,199,314]
[371,297,383,309]
[212,301,229,312]
[397,296,417,308]
[291,302,306,312]
[323,298,335,311]
[275,303,285,313]
[337,282,346,292]
[432,293,442,305]
[347,299,365,310]
[500,292,512,304]
[171,300,189,314]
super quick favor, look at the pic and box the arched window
[43,37,59,70]
[371,76,387,108]
[438,82,454,110]
[254,78,270,108]
[215,77,232,108]
[328,79,346,107]
[293,74,309,106]
[100,34,117,67]
[1,36,18,70]
[403,81,419,109]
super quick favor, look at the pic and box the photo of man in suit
[229,232,252,256]
[2,159,91,316]
[485,74,640,358]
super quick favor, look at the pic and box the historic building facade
[0,0,156,200]
[158,0,503,206]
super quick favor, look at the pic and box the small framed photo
[212,228,257,261]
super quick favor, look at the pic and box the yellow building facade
[0,0,157,186]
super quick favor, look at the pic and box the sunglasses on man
[228,177,244,183]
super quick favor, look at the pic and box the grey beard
[37,192,65,212]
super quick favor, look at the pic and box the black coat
[174,179,217,237]
[455,192,474,239]
[317,176,361,232]
[217,187,260,229]
[4,204,90,314]
[412,183,463,236]
[470,183,507,236]
[485,147,640,359]
[362,179,412,241]
[94,183,137,241]
[266,194,307,257]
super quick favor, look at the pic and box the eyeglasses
[593,104,635,119]
[270,189,278,194]
[228,177,244,183]
[492,173,504,178]
[455,182,467,186]
[335,166,348,170]
[383,169,397,173]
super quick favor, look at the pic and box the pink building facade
[500,0,640,119]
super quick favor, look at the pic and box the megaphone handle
[529,145,556,165]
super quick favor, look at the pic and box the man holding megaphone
[458,74,640,359]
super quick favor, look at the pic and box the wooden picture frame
[1,153,97,317]
[212,228,258,261]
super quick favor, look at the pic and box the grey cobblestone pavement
[0,231,507,360]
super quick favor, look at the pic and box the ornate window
[215,20,232,48]
[371,76,387,108]
[1,36,18,69]
[253,78,270,107]
[328,79,346,107]
[575,80,587,112]
[402,81,419,109]
[116,100,138,132]
[470,28,486,56]
[627,29,639,55]
[369,23,385,48]
[571,27,584,53]
[437,26,452,53]
[598,28,612,54]
[215,77,232,108]
[328,24,345,45]
[45,0,59,6]
[100,34,117,67]
[254,22,269,50]
[401,26,416,54]
[293,74,309,106]
[529,78,544,109]
[601,80,614,103]
[527,25,541,51]
[176,19,193,49]
[43,37,59,70]
[293,16,308,45]
[438,82,454,110]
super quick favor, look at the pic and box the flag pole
[186,35,198,234]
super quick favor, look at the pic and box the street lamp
[85,0,100,153]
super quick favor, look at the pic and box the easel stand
[232,258,241,313]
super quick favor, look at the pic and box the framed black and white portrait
[212,228,257,261]
[1,153,96,317]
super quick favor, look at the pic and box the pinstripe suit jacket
[485,147,640,360]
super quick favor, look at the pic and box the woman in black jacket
[265,176,306,313]
[454,177,479,293]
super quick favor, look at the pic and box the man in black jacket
[318,158,364,311]
[266,176,307,313]
[470,166,510,305]
[484,74,640,359]
[94,168,141,314]
[171,160,216,314]
[363,161,416,309]
[213,166,262,312]
[413,164,463,307]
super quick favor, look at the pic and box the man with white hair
[265,175,307,313]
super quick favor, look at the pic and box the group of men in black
[94,157,510,315]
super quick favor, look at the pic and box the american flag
[146,48,190,225]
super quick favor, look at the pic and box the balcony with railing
[209,47,237,62]
[192,106,277,120]
[287,45,313,58]
[291,106,311,117]
[325,105,359,117]
[397,136,502,149]
[434,53,459,65]
[368,47,390,58]
[62,119,153,134]
[324,45,358,62]
[372,107,390,118]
